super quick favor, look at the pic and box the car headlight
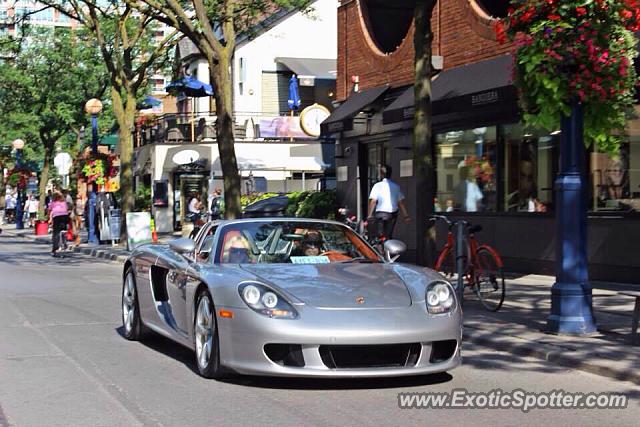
[426,280,457,315]
[238,282,298,319]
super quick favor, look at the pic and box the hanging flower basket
[497,0,640,152]
[79,153,119,186]
[6,166,32,190]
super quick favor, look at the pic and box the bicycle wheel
[474,247,505,311]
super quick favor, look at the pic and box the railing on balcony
[135,111,320,147]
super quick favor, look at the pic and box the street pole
[15,147,24,230]
[12,139,25,230]
[547,99,597,334]
[85,99,103,245]
[88,113,99,244]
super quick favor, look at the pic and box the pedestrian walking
[24,194,39,227]
[187,193,203,223]
[0,191,5,226]
[5,191,16,223]
[48,192,69,257]
[210,188,222,220]
[366,164,411,240]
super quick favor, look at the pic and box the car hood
[240,263,412,309]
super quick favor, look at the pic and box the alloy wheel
[195,296,214,369]
[122,273,136,334]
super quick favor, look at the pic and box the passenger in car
[221,231,252,263]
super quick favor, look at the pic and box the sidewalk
[3,223,639,384]
[463,275,640,385]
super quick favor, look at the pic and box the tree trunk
[209,51,241,219]
[37,142,55,219]
[413,0,437,266]
[111,86,136,240]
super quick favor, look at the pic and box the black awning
[321,85,390,134]
[383,54,515,124]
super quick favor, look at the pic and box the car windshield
[215,221,381,264]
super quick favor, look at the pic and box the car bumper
[216,305,462,378]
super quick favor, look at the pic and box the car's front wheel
[194,289,226,379]
[122,268,144,340]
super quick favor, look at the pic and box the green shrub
[135,185,152,211]
[295,190,336,219]
[284,191,310,216]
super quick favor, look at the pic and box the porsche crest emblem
[355,296,365,304]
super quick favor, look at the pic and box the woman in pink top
[48,192,69,257]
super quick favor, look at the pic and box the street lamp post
[12,139,25,230]
[85,99,103,244]
[547,100,597,334]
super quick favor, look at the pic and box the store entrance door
[173,173,207,230]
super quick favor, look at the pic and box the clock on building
[299,103,331,137]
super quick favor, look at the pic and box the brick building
[323,0,640,283]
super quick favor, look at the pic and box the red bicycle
[431,215,505,311]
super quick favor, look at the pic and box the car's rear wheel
[194,289,226,379]
[122,268,144,340]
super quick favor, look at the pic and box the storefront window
[435,126,498,212]
[503,123,558,213]
[590,111,640,212]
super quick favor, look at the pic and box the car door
[152,248,191,342]
[162,224,220,340]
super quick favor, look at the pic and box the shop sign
[126,212,153,250]
[400,159,413,177]
[471,91,499,106]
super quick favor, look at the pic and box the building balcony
[135,111,324,147]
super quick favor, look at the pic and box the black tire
[194,289,226,379]
[474,247,505,312]
[122,268,145,340]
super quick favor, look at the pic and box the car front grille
[319,343,422,369]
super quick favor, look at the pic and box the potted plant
[34,214,49,236]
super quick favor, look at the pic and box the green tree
[127,0,314,218]
[0,27,109,218]
[40,1,178,235]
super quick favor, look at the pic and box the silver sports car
[121,218,462,379]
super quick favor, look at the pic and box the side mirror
[383,239,406,263]
[169,237,196,254]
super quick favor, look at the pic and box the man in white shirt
[367,164,411,239]
[24,194,39,227]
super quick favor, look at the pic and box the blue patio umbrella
[137,96,162,109]
[165,76,214,142]
[287,74,301,111]
[165,76,214,97]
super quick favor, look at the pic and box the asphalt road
[0,234,638,427]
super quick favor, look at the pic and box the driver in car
[301,231,323,256]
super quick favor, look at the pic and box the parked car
[121,217,461,379]
[242,195,289,217]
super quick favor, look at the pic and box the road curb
[464,325,640,385]
[72,245,129,264]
